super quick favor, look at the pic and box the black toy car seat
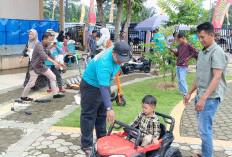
[159,123,166,139]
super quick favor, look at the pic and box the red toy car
[89,112,182,157]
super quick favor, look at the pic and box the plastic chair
[67,44,75,68]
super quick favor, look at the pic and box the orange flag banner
[212,0,232,28]
[80,3,86,23]
[109,0,114,23]
[52,0,57,19]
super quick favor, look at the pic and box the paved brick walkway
[180,83,232,141]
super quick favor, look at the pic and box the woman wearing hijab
[62,38,76,64]
[19,29,48,90]
[57,30,65,42]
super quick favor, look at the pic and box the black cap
[114,42,131,62]
[177,32,187,38]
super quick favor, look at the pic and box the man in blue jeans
[184,22,228,157]
[80,42,131,154]
[172,32,199,96]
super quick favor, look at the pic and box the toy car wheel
[129,66,135,73]
[164,147,182,157]
[116,96,126,106]
[110,91,116,101]
[121,63,130,74]
[143,66,150,73]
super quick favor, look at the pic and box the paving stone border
[180,83,232,141]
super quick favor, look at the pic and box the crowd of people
[18,22,228,157]
[19,29,78,100]
[81,22,228,157]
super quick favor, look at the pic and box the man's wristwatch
[106,107,112,111]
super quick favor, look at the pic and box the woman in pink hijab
[62,38,76,63]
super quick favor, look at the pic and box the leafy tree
[72,18,78,22]
[143,42,177,83]
[157,0,208,27]
[142,26,203,84]
[130,6,156,23]
[96,0,151,42]
[96,0,107,27]
[43,0,81,22]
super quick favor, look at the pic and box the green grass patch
[55,73,232,128]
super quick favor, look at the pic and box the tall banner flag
[212,0,232,28]
[89,0,96,34]
[80,3,86,23]
[109,0,114,23]
[225,8,230,25]
[52,0,57,19]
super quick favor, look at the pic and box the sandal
[192,154,202,157]
[21,97,33,101]
[81,147,92,155]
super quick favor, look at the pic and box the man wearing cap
[214,32,226,46]
[80,42,131,154]
[171,32,199,96]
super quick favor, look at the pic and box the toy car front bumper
[89,144,126,157]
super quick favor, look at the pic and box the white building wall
[0,0,39,20]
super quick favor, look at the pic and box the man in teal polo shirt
[80,42,131,154]
[184,22,228,157]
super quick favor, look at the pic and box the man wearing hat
[171,32,199,96]
[80,42,131,154]
[214,32,226,45]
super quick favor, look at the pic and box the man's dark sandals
[192,154,202,157]
[81,147,92,154]
[21,97,33,101]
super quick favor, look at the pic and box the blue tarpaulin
[0,18,59,45]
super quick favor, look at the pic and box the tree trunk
[114,0,125,42]
[123,0,134,34]
[96,0,107,27]
[171,70,176,82]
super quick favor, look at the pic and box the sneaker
[21,97,33,101]
[53,94,65,99]
[47,88,52,92]
[59,88,66,93]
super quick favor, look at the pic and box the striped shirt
[174,42,199,67]
[130,112,160,139]
[29,42,55,74]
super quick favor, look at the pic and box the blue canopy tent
[134,15,169,31]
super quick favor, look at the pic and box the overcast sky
[81,0,218,14]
